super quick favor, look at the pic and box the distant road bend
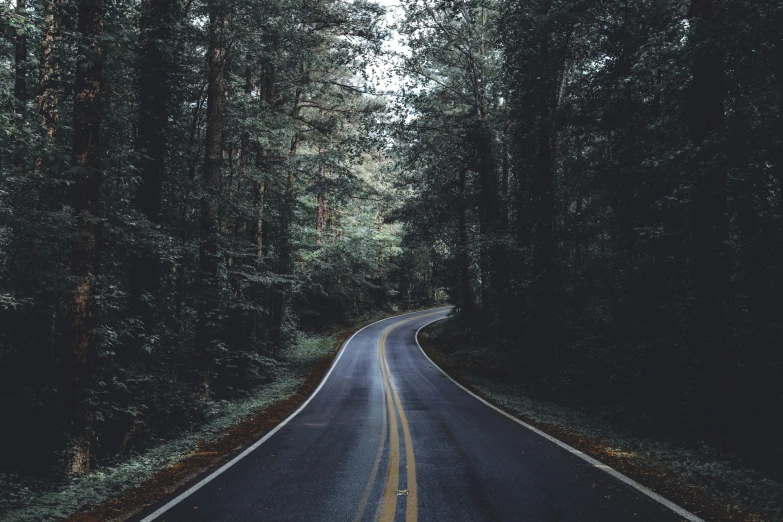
[137,308,702,522]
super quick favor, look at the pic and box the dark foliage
[397,0,783,471]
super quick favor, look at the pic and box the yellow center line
[378,327,400,522]
[352,361,388,522]
[351,313,440,522]
[389,376,417,522]
[376,313,439,522]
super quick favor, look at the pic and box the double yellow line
[352,313,440,522]
[378,320,418,522]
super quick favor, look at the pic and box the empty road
[137,308,697,522]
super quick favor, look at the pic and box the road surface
[137,308,697,522]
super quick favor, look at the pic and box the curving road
[136,308,699,522]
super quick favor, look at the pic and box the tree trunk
[688,0,731,434]
[501,119,510,195]
[609,15,638,334]
[572,135,585,325]
[255,179,267,259]
[239,58,252,218]
[14,0,27,103]
[68,0,105,477]
[270,84,302,349]
[458,168,473,319]
[135,0,174,221]
[316,158,326,244]
[39,0,61,141]
[533,33,556,348]
[253,60,270,261]
[198,3,228,399]
[131,0,175,332]
[574,198,583,277]
[474,120,501,311]
[254,145,267,259]
[688,0,728,345]
[778,46,783,220]
[736,174,764,323]
[774,24,783,337]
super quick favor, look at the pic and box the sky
[367,0,409,94]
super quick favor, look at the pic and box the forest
[0,0,425,481]
[0,0,781,518]
[394,0,783,470]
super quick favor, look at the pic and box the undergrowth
[419,321,783,522]
[0,333,335,522]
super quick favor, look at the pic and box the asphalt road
[137,308,697,522]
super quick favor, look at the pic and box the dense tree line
[397,0,783,465]
[0,0,434,479]
[2,0,781,489]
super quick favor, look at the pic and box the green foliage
[0,0,424,493]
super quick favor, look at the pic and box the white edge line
[413,317,706,522]
[140,307,450,522]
